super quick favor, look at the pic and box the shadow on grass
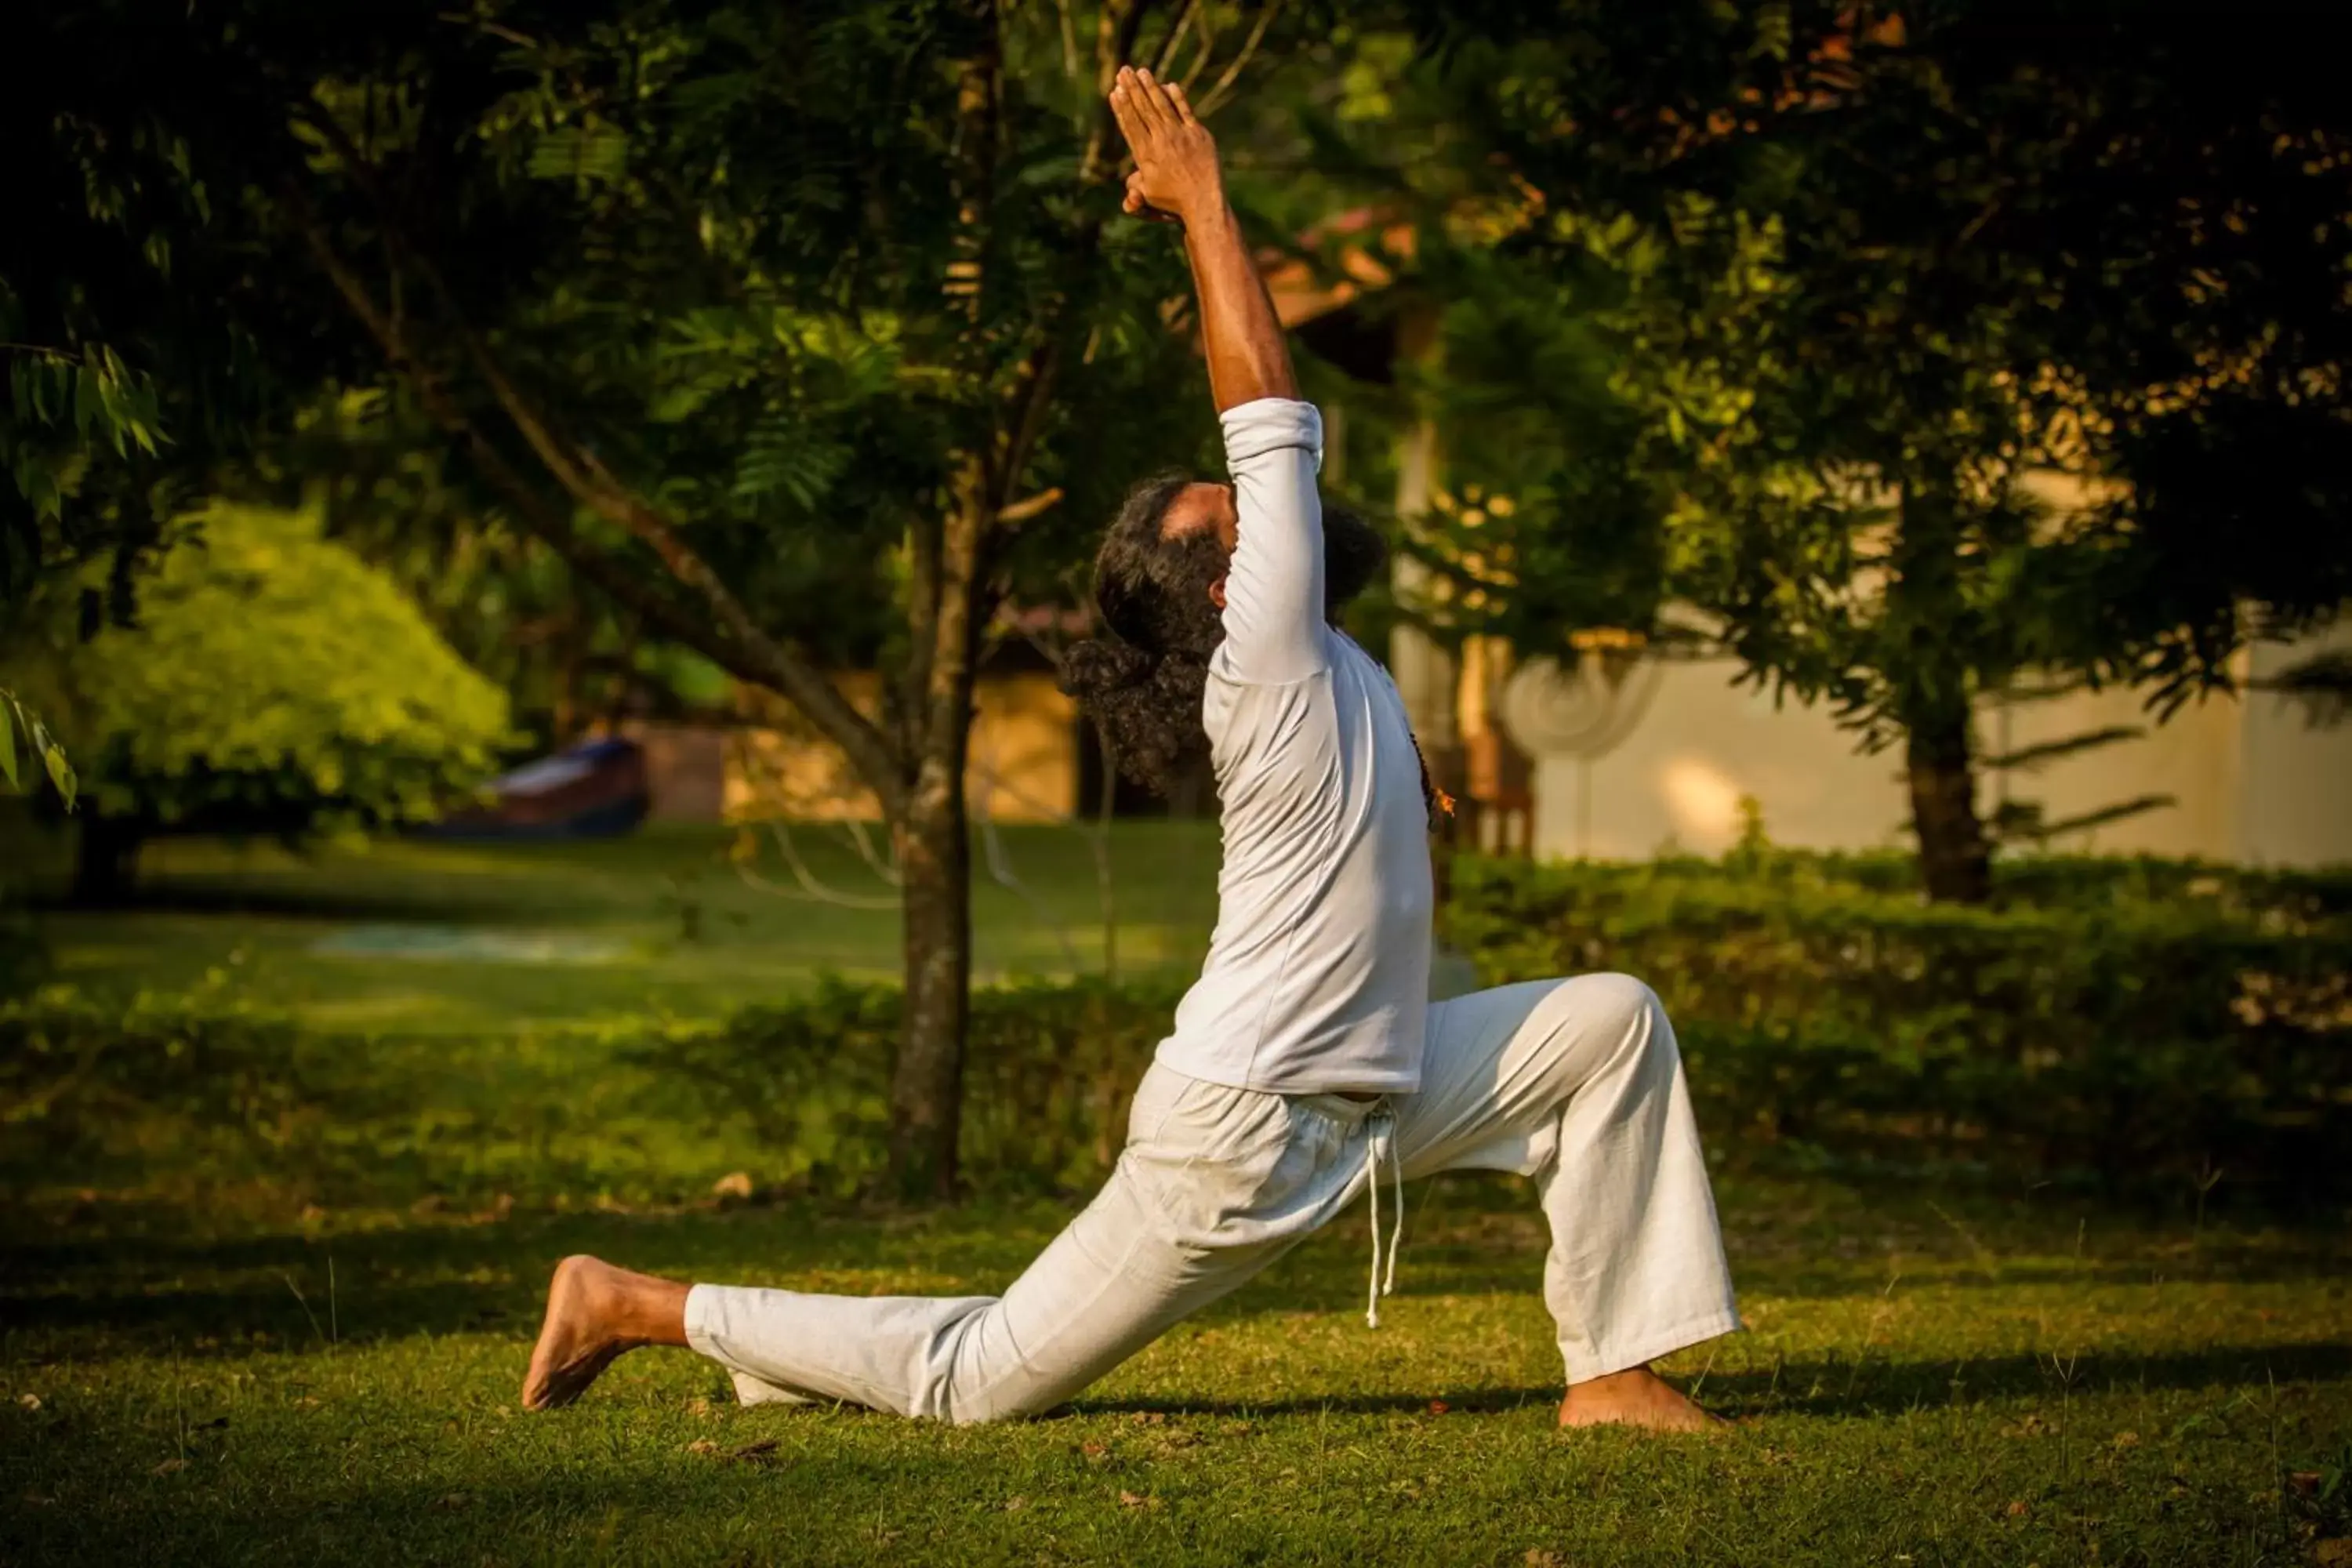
[0,1452,980,1567]
[8,1197,2350,1351]
[1056,1340,2352,1422]
[29,880,586,924]
[5,1220,2350,1434]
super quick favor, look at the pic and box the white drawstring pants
[684,973,1740,1423]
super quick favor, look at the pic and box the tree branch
[281,183,908,811]
[1152,0,1202,75]
[996,486,1065,524]
[292,109,905,790]
[1082,0,1159,183]
[1054,0,1081,78]
[1195,0,1283,119]
[922,461,992,769]
[1179,3,1221,92]
[944,17,1001,321]
[996,339,1065,509]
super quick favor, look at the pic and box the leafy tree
[1254,36,1677,666]
[282,397,701,748]
[3,13,306,810]
[7,501,510,902]
[1382,244,1675,667]
[17,0,1308,1191]
[1406,0,2352,899]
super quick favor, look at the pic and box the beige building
[619,600,2347,869]
[1486,626,2352,866]
[625,666,1083,828]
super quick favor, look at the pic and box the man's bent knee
[1580,971,1666,1034]
[1540,971,1669,1058]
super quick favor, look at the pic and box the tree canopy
[1396,0,2352,897]
[5,499,511,899]
[12,0,1314,1190]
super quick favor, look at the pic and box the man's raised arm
[1108,65,1295,413]
[1110,65,1325,685]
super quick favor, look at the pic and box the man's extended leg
[1390,974,1740,1429]
[525,1065,1342,1421]
[677,1156,1204,1423]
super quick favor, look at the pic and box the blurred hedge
[633,976,1186,1197]
[1644,847,2352,920]
[635,853,2352,1206]
[0,991,794,1213]
[1444,852,2352,1203]
[12,849,2347,1210]
[0,990,332,1198]
[0,913,42,1000]
[0,979,1183,1207]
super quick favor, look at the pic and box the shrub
[0,910,41,1002]
[1443,852,2352,1203]
[0,989,331,1194]
[3,500,512,900]
[641,849,2351,1205]
[1563,844,2352,921]
[634,976,1186,1196]
[0,989,808,1214]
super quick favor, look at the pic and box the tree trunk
[888,770,973,1200]
[1891,480,1992,904]
[1905,711,1991,904]
[870,2,1000,1202]
[72,817,142,906]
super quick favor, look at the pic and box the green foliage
[0,687,75,807]
[1443,852,2352,1203]
[16,0,1352,1177]
[1661,846,2352,923]
[1384,1,2352,897]
[9,500,510,831]
[0,985,744,1211]
[241,0,1225,675]
[635,975,1189,1196]
[2,339,168,528]
[1403,252,1675,662]
[1410,0,2352,690]
[0,989,329,1192]
[0,909,41,1002]
[630,848,2352,1207]
[1,71,280,630]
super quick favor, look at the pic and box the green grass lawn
[5,826,2350,1563]
[21,822,1225,1033]
[5,1179,2349,1565]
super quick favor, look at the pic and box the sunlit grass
[4,1178,2347,1566]
[8,822,2350,1563]
[27,822,1225,1032]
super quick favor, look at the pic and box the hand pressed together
[1109,65,1221,224]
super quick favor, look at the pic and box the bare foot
[1558,1366,1724,1433]
[522,1255,685,1410]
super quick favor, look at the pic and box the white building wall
[1527,660,1911,859]
[1520,629,2351,868]
[2237,626,2352,866]
[1979,678,2241,858]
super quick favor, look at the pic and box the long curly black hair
[1059,470,1445,826]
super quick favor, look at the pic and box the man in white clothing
[523,65,1738,1432]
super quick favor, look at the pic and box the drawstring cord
[1363,1103,1406,1329]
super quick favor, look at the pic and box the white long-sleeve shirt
[1153,398,1435,1094]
